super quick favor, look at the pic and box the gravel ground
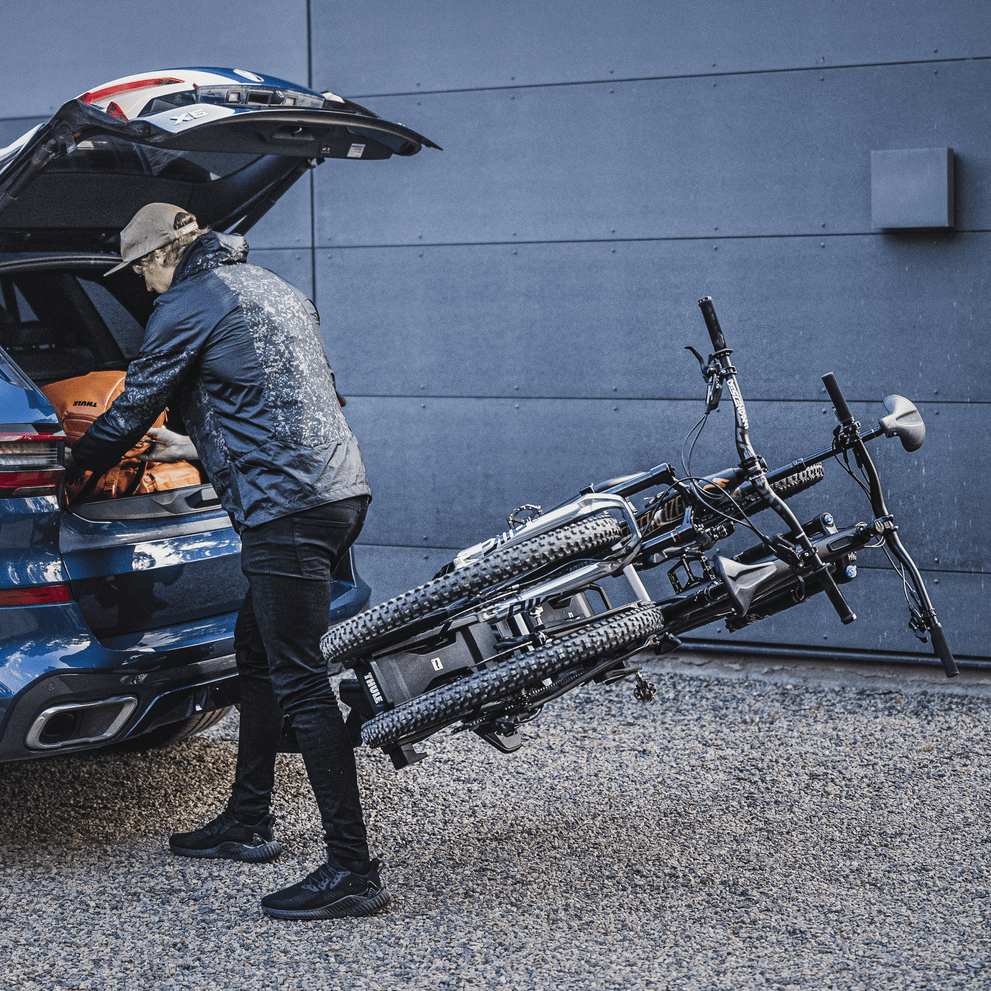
[0,656,989,991]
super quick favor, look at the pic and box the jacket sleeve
[70,301,204,475]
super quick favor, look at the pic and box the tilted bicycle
[322,297,957,768]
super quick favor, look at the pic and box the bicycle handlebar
[698,296,728,353]
[696,297,857,626]
[820,371,959,677]
[822,372,855,426]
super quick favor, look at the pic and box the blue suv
[0,68,437,760]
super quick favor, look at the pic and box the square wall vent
[871,148,954,229]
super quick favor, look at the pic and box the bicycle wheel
[360,603,666,749]
[321,514,623,667]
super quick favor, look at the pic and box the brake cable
[678,407,780,546]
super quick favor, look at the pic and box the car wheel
[105,707,233,753]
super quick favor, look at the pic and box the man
[71,202,387,920]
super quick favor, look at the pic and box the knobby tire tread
[321,515,623,666]
[360,604,666,749]
[768,463,824,501]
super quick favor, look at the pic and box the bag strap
[67,471,101,505]
[122,461,148,497]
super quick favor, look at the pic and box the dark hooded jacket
[72,232,370,528]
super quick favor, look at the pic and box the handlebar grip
[698,296,727,353]
[929,622,960,678]
[822,373,855,425]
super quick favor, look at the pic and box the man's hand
[138,427,198,463]
[63,447,82,485]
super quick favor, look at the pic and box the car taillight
[0,435,64,498]
[80,76,184,105]
[0,584,73,606]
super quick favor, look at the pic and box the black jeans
[227,496,370,868]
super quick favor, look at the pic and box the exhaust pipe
[25,696,138,750]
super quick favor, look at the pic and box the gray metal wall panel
[244,176,313,251]
[247,248,314,303]
[0,118,44,149]
[0,0,310,116]
[343,394,682,549]
[314,60,991,246]
[343,395,978,573]
[317,238,990,404]
[315,0,991,95]
[0,2,984,659]
[349,545,451,612]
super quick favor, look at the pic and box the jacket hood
[174,231,249,284]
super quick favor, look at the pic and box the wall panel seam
[331,394,991,404]
[348,55,991,99]
[315,232,991,250]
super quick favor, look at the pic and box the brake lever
[686,345,723,412]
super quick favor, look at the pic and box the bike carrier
[327,295,958,770]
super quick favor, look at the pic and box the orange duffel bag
[41,370,202,502]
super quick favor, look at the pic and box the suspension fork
[696,297,857,624]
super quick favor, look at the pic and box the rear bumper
[0,595,239,760]
[0,652,238,761]
[0,548,369,762]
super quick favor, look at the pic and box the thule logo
[364,672,384,705]
[72,401,99,407]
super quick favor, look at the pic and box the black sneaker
[261,857,390,919]
[169,811,282,862]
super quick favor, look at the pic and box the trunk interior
[1,260,248,644]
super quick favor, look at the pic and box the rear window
[49,135,262,185]
[0,280,38,321]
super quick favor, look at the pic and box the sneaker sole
[169,839,282,863]
[261,887,391,920]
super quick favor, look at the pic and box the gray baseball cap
[104,202,199,276]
